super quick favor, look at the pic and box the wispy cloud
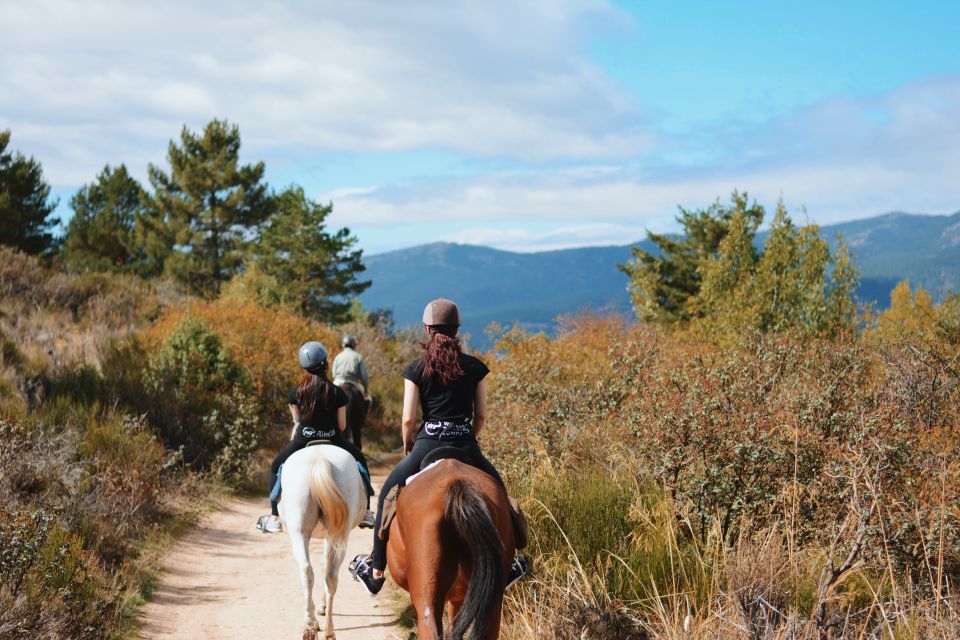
[2,1,957,254]
[332,75,960,249]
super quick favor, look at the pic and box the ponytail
[423,325,464,386]
[296,361,337,421]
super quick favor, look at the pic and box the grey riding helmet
[342,335,357,348]
[298,341,329,372]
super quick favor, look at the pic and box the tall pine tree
[618,191,763,323]
[62,164,145,272]
[251,186,370,322]
[621,191,859,336]
[0,130,59,255]
[144,120,269,295]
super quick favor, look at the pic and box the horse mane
[444,479,504,640]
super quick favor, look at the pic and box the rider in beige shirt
[333,335,370,400]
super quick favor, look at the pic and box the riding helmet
[298,341,329,372]
[342,335,358,348]
[422,298,460,327]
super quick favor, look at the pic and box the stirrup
[256,514,282,533]
[359,510,376,529]
[349,554,384,595]
[506,554,532,590]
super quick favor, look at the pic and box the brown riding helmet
[422,298,460,326]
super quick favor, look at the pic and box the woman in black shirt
[350,299,529,593]
[258,341,375,533]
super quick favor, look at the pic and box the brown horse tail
[445,479,504,640]
[309,456,349,540]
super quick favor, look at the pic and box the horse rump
[308,456,349,540]
[445,479,505,640]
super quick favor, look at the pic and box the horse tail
[309,456,349,541]
[445,479,504,640]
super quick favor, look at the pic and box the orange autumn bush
[142,298,340,429]
[485,304,960,639]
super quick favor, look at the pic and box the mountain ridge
[360,210,960,343]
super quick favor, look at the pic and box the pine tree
[0,130,59,255]
[144,120,270,295]
[251,186,370,322]
[696,200,860,336]
[62,164,145,271]
[619,191,763,323]
[622,191,860,336]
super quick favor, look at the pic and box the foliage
[695,202,860,337]
[142,316,263,475]
[619,191,763,323]
[0,510,114,640]
[250,185,370,323]
[0,129,59,255]
[487,306,960,639]
[62,164,147,273]
[143,295,420,446]
[141,119,270,296]
[0,398,178,640]
[620,192,859,337]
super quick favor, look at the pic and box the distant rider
[258,341,376,533]
[333,334,372,449]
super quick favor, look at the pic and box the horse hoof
[302,629,317,640]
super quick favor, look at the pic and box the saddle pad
[405,460,442,486]
[377,484,402,541]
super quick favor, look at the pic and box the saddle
[378,447,528,549]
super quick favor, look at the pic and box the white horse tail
[309,456,349,540]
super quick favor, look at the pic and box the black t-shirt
[287,384,347,439]
[401,354,489,424]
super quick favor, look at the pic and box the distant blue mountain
[360,211,960,343]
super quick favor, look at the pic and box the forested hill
[360,210,960,340]
[360,240,649,341]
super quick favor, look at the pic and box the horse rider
[349,298,531,594]
[258,341,376,533]
[333,334,372,448]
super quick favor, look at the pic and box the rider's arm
[288,404,300,440]
[473,377,488,436]
[401,379,419,455]
[337,405,347,432]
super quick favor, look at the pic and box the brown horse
[387,458,517,640]
[338,381,368,450]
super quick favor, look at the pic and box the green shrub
[143,317,264,476]
[0,510,116,640]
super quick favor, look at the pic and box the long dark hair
[296,361,337,421]
[423,325,464,386]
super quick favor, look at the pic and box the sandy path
[139,465,406,640]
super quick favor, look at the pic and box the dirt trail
[139,465,405,640]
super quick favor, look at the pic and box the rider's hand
[403,439,414,455]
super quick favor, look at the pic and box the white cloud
[0,0,643,184]
[331,75,960,249]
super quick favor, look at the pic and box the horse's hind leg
[322,539,345,639]
[288,528,319,640]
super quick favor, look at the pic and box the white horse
[279,444,367,640]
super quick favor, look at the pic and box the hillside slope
[360,211,960,339]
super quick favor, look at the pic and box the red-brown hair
[423,325,464,386]
[296,361,337,421]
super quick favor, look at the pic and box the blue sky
[3,0,959,254]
